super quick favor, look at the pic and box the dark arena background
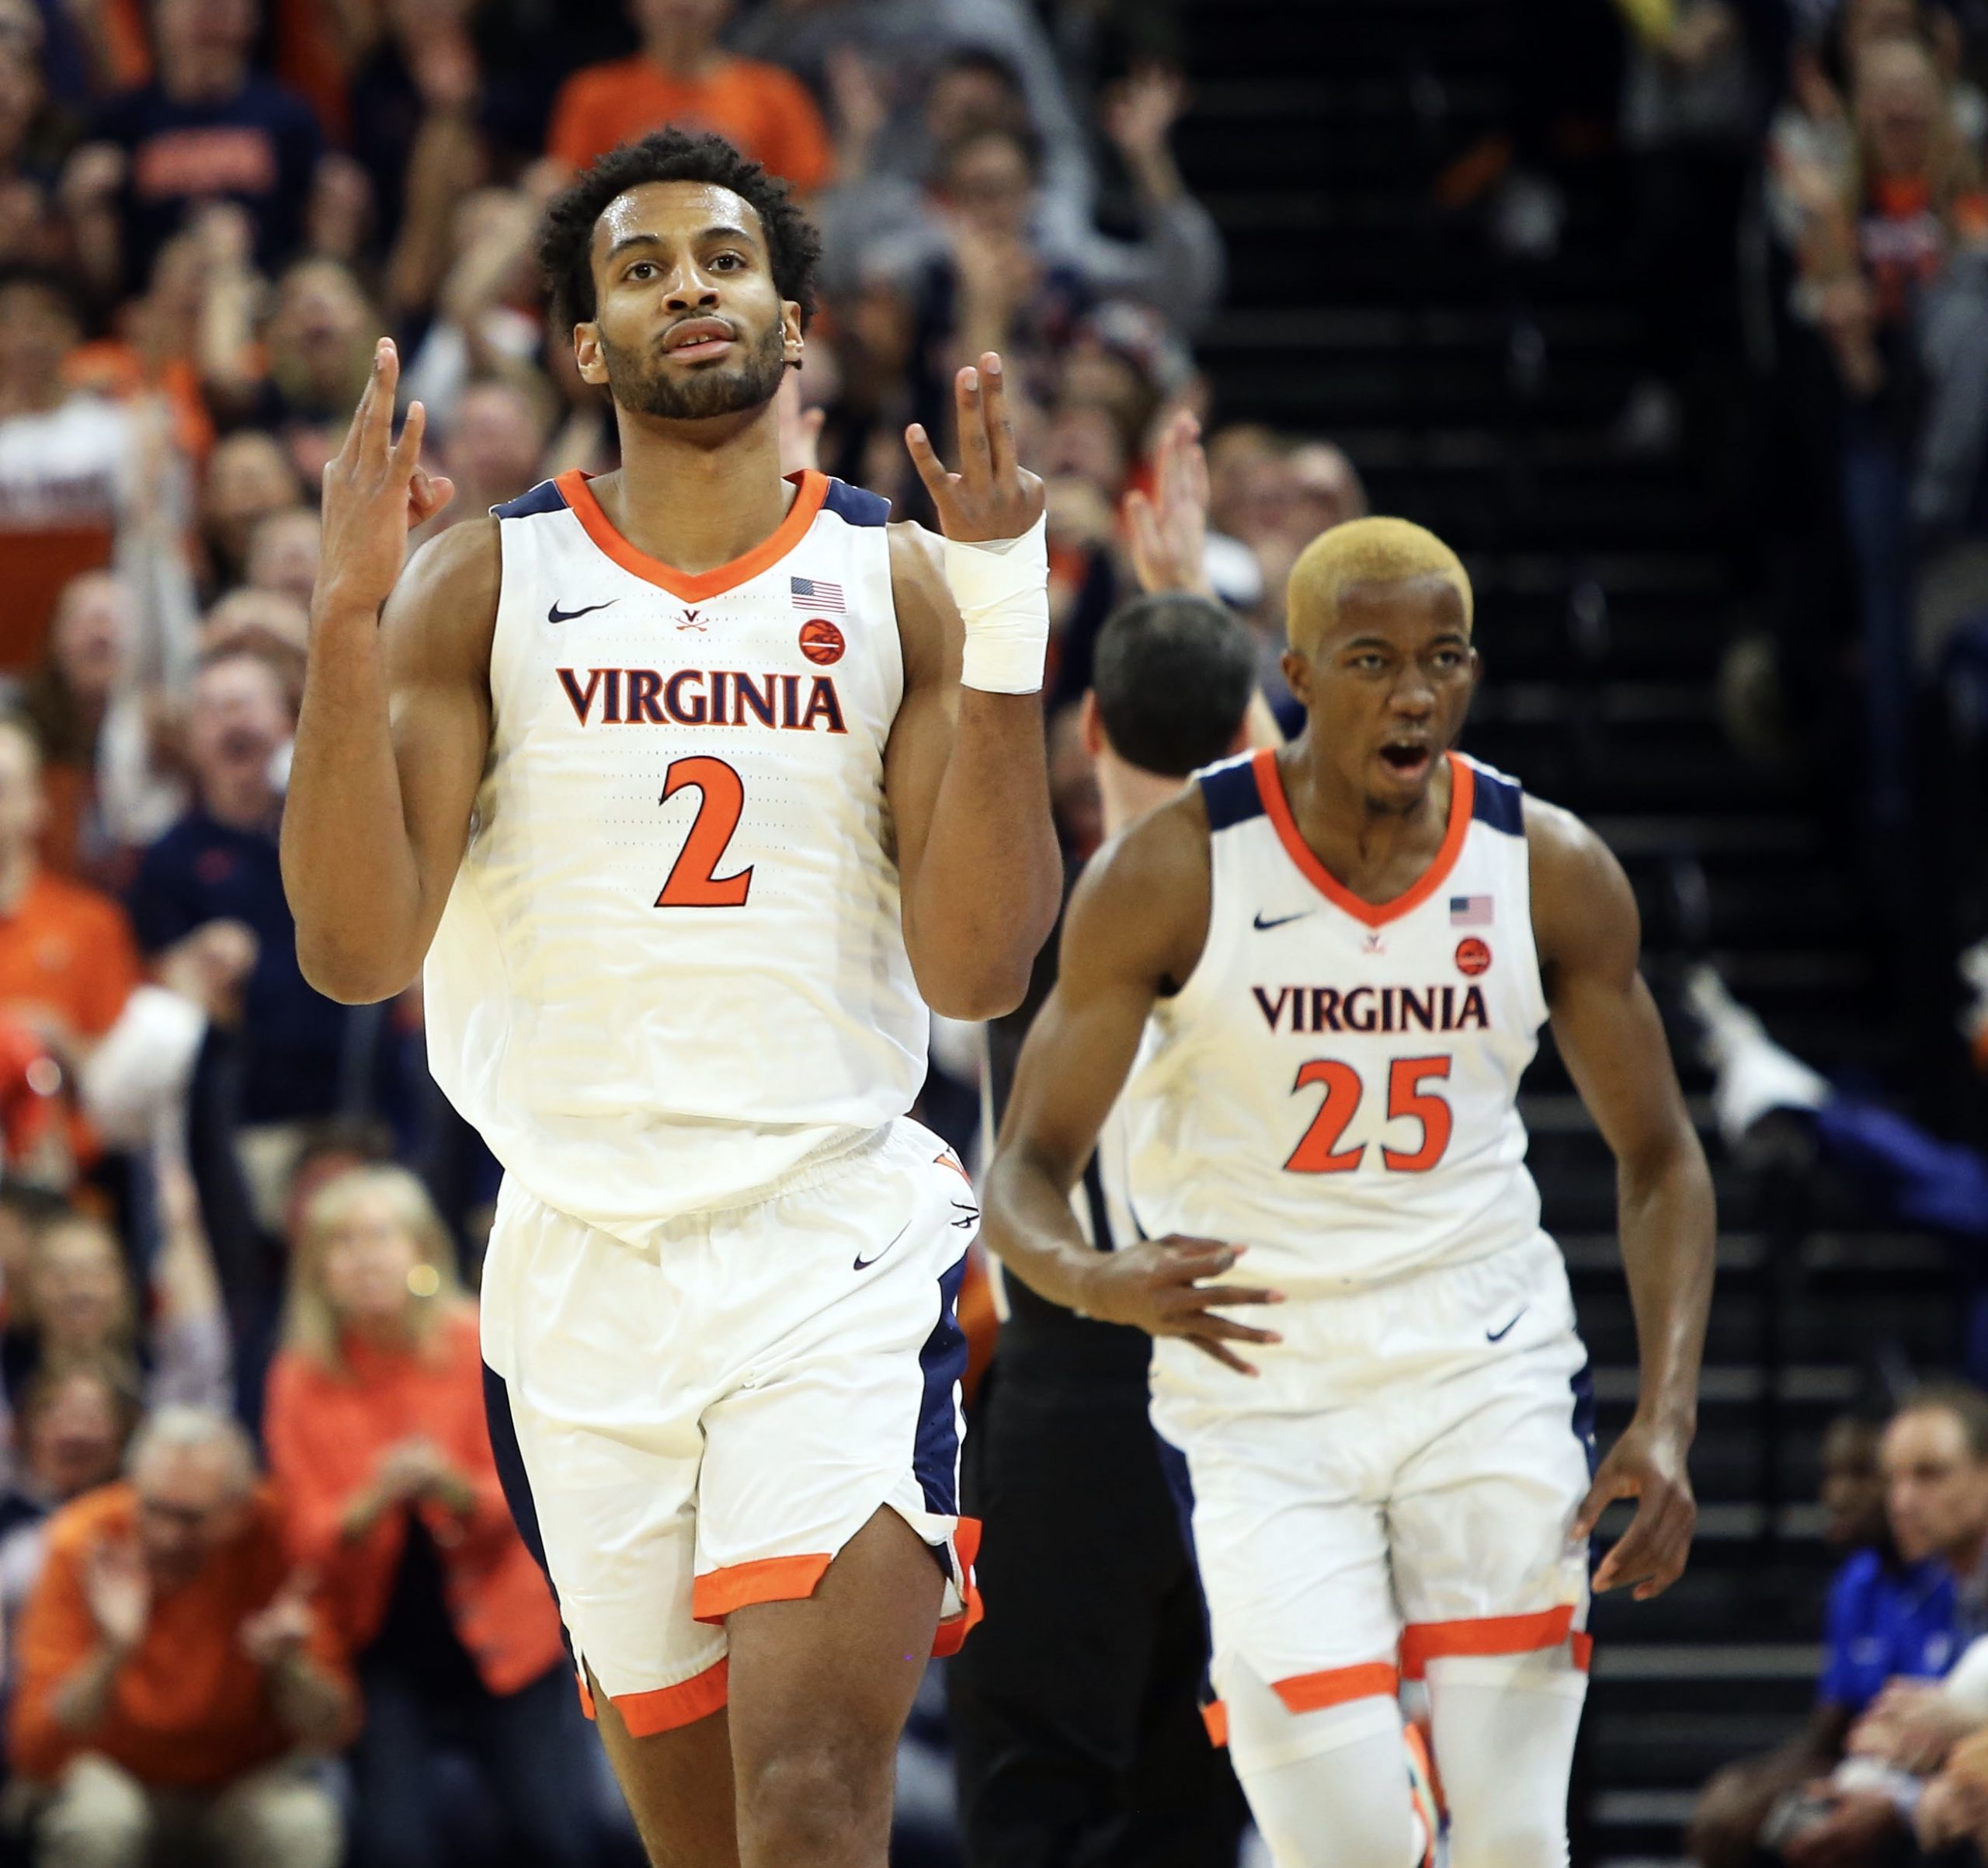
[0,0,1983,1863]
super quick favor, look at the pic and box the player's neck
[1282,744,1452,888]
[1097,757,1184,840]
[597,405,796,577]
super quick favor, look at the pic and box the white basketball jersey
[1118,749,1551,1292]
[423,469,927,1245]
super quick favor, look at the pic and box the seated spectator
[128,650,381,1157]
[0,717,143,1094]
[264,1166,595,1868]
[415,376,551,542]
[7,1405,349,1868]
[197,430,302,600]
[547,0,832,191]
[0,270,189,668]
[1689,1413,1945,1866]
[0,1358,139,1685]
[241,508,318,614]
[1758,1386,1988,1866]
[63,0,324,298]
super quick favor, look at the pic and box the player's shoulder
[1520,788,1622,890]
[385,518,501,677]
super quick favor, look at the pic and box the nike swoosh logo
[853,1220,912,1271]
[1486,1306,1527,1343]
[547,600,616,625]
[1253,910,1314,931]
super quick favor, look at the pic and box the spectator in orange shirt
[264,1165,596,1868]
[546,0,832,193]
[9,1404,349,1868]
[0,717,142,1077]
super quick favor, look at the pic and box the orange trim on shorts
[933,1515,985,1656]
[1272,1661,1402,1714]
[1250,746,1476,929]
[554,467,830,603]
[692,1553,834,1624]
[1399,1605,1578,1678]
[589,1658,731,1737]
[1202,1700,1229,1747]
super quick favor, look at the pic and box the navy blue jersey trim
[1198,760,1264,832]
[492,479,570,520]
[820,478,891,527]
[1471,767,1525,836]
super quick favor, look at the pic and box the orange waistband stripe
[1399,1605,1580,1678]
[692,1552,834,1624]
[1273,1661,1402,1714]
[584,1657,730,1737]
[1202,1700,1229,1748]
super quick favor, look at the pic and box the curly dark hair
[537,129,823,338]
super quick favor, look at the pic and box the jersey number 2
[655,757,754,907]
[1284,1056,1453,1174]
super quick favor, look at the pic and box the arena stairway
[1169,2,1972,1859]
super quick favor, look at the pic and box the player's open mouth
[1378,741,1432,777]
[662,318,736,361]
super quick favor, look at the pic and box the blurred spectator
[198,589,308,712]
[64,0,324,297]
[265,1166,595,1868]
[0,4,70,272]
[1762,1386,1988,1867]
[0,718,142,1092]
[396,185,545,427]
[198,431,303,601]
[731,0,1095,225]
[0,270,190,670]
[7,1405,349,1867]
[128,651,378,1157]
[416,377,551,541]
[547,0,832,190]
[1688,1414,1948,1866]
[0,1358,139,1686]
[241,509,319,614]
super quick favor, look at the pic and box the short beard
[600,320,787,422]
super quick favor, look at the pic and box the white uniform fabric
[1119,751,1594,1717]
[425,468,928,1244]
[482,1116,982,1731]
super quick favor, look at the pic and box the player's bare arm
[1531,797,1716,1600]
[882,354,1062,1019]
[981,789,1285,1375]
[283,339,496,1004]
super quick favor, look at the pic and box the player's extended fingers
[1593,1485,1675,1591]
[389,398,428,481]
[954,364,993,489]
[978,353,1018,483]
[1183,1331,1260,1377]
[903,423,958,517]
[356,338,399,465]
[1186,1309,1283,1346]
[1180,1282,1284,1311]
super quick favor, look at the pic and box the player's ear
[573,323,609,388]
[782,302,805,370]
[1281,649,1312,708]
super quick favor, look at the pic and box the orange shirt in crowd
[263,1307,568,1698]
[0,870,142,1042]
[9,1482,354,1789]
[547,54,833,191]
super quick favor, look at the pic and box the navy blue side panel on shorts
[482,1362,557,1605]
[915,1254,971,1515]
[1152,1431,1219,1707]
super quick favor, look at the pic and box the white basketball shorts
[1149,1230,1596,1740]
[479,1118,982,1736]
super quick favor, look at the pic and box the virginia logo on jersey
[556,666,848,732]
[1252,983,1490,1035]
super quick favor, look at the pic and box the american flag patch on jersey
[1449,895,1494,927]
[791,576,845,612]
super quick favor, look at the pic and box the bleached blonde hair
[1285,517,1473,658]
[282,1164,464,1375]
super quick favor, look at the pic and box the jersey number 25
[1284,1056,1453,1174]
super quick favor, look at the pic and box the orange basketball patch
[1455,937,1491,976]
[799,618,845,666]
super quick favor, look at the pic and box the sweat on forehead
[1285,516,1474,657]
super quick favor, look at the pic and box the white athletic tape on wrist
[947,513,1050,694]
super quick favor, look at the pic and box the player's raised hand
[1573,1413,1696,1600]
[1124,408,1215,598]
[315,338,456,621]
[905,353,1045,544]
[1077,1236,1283,1376]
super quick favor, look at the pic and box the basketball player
[982,517,1715,1868]
[280,130,1062,1868]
